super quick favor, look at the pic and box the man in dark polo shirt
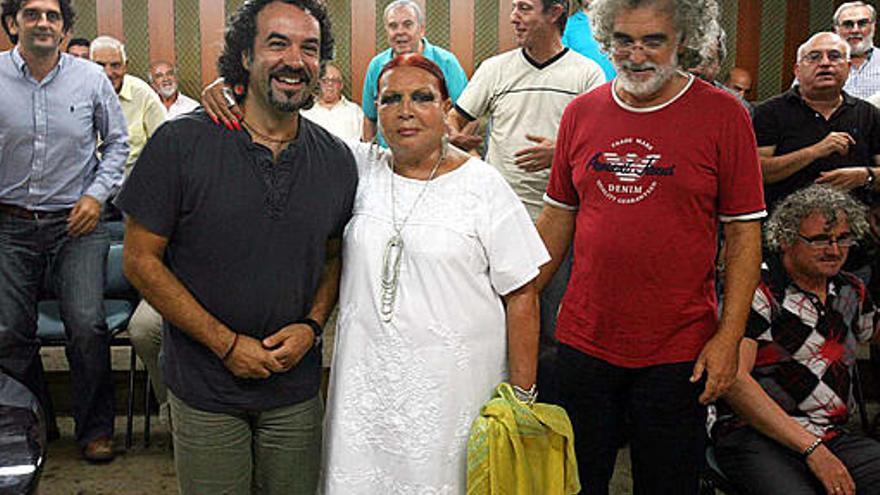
[116,1,356,493]
[755,32,880,212]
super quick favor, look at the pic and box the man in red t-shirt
[536,0,766,493]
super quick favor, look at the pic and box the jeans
[716,427,880,495]
[169,392,323,495]
[557,344,706,495]
[0,213,113,446]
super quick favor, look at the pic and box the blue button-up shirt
[0,47,128,211]
[844,46,880,100]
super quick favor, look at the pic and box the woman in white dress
[322,54,549,494]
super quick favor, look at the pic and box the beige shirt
[119,74,166,174]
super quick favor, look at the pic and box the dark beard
[269,87,314,112]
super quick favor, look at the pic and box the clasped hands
[223,323,316,379]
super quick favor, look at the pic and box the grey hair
[764,185,870,252]
[384,0,425,26]
[833,1,876,25]
[147,60,176,82]
[90,35,127,63]
[589,0,721,60]
[796,32,851,62]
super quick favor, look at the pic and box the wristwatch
[865,167,876,190]
[296,317,323,346]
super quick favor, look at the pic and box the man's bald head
[724,67,752,100]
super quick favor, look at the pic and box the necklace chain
[379,147,447,323]
[241,118,297,144]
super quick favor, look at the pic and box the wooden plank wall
[0,0,866,103]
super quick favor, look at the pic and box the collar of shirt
[765,254,843,304]
[10,45,65,84]
[786,85,858,109]
[118,74,134,102]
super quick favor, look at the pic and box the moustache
[619,61,659,71]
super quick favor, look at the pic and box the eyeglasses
[610,34,671,57]
[797,233,857,249]
[21,8,62,24]
[839,18,873,29]
[319,77,342,85]
[800,50,847,65]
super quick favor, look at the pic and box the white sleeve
[454,57,498,120]
[478,167,551,295]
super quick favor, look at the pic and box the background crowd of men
[2,0,880,493]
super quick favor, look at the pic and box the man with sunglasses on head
[834,1,880,100]
[713,185,880,495]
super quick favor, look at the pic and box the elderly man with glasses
[834,1,880,99]
[713,185,880,495]
[300,62,363,140]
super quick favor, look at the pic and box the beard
[158,83,177,99]
[849,34,874,56]
[265,66,316,113]
[615,54,679,98]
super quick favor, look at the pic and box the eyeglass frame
[20,8,63,24]
[609,33,675,57]
[319,77,343,86]
[796,232,858,249]
[838,18,874,30]
[799,49,848,65]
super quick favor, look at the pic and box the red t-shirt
[546,77,766,367]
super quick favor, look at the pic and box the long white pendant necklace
[379,148,446,322]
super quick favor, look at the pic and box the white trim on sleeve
[719,210,767,223]
[543,193,579,211]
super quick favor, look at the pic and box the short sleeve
[114,122,183,237]
[442,56,469,103]
[480,168,550,295]
[454,57,496,121]
[752,100,782,148]
[361,57,383,121]
[717,100,767,222]
[745,282,773,342]
[543,102,579,210]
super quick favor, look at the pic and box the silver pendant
[379,234,404,322]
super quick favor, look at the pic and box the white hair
[833,1,876,25]
[90,35,127,63]
[796,31,851,62]
[384,0,425,26]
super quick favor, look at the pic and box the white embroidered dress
[322,143,549,494]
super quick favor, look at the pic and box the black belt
[0,204,71,220]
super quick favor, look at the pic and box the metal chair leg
[126,347,135,449]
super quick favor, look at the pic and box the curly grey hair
[589,0,721,60]
[833,1,876,26]
[764,185,870,252]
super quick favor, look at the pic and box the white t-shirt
[166,93,200,120]
[322,142,549,494]
[301,96,364,141]
[455,48,604,219]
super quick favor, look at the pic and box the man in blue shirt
[0,0,129,462]
[561,0,616,81]
[361,0,468,146]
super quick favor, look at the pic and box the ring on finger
[222,87,236,108]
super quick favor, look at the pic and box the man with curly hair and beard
[714,185,880,495]
[115,0,357,493]
[536,0,766,492]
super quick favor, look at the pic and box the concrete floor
[36,416,635,495]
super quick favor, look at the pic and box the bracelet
[512,383,538,405]
[865,167,876,189]
[802,437,823,459]
[221,333,239,361]
[296,318,323,339]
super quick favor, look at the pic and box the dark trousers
[716,427,880,495]
[0,213,114,446]
[557,344,707,495]
[537,251,571,405]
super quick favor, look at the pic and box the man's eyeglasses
[800,50,847,65]
[320,78,342,86]
[839,18,873,30]
[21,8,62,24]
[610,34,670,56]
[797,233,857,249]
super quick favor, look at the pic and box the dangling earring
[233,84,245,96]
[441,133,449,157]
